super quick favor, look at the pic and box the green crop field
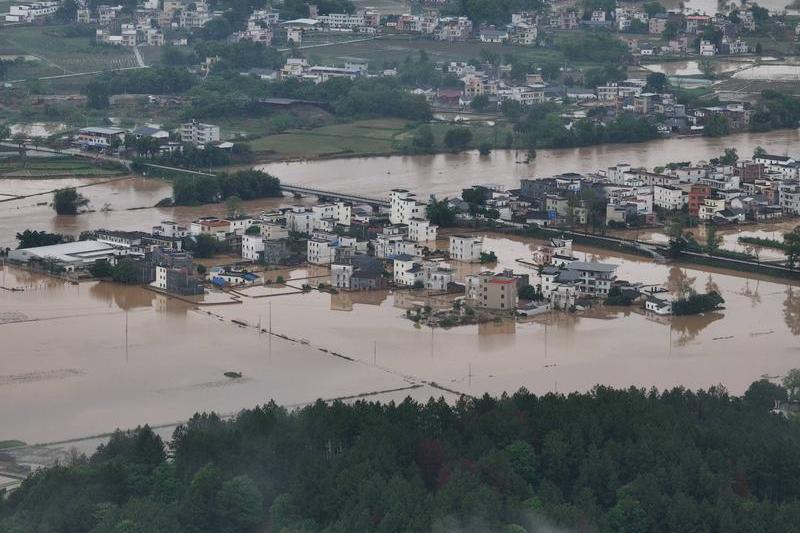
[0,25,139,77]
[303,35,565,68]
[247,118,410,158]
[0,157,124,177]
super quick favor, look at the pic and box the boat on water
[224,371,242,379]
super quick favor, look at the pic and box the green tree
[53,187,89,215]
[443,127,473,153]
[426,198,456,227]
[478,142,492,156]
[643,1,665,16]
[753,146,767,159]
[718,147,738,165]
[215,475,263,533]
[783,368,800,401]
[470,94,490,112]
[411,125,434,153]
[191,234,222,259]
[744,379,788,411]
[645,72,669,93]
[225,195,243,219]
[112,259,140,283]
[15,229,69,249]
[703,114,729,137]
[89,259,113,278]
[785,227,800,269]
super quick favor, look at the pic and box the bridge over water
[280,184,389,208]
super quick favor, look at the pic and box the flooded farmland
[2,128,800,449]
[2,233,799,448]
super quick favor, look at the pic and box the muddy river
[1,233,799,447]
[257,129,800,198]
[2,129,800,449]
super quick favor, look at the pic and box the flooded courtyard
[2,233,799,450]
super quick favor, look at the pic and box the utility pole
[268,301,272,357]
[373,340,377,365]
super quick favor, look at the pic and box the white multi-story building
[312,202,351,227]
[242,234,265,261]
[152,220,188,238]
[699,40,716,56]
[317,12,365,29]
[5,1,58,22]
[180,120,220,145]
[392,254,423,286]
[422,261,454,290]
[407,218,437,242]
[286,208,314,234]
[307,235,338,265]
[373,233,422,258]
[653,185,688,210]
[260,222,289,240]
[389,189,427,225]
[449,235,483,262]
[780,184,800,215]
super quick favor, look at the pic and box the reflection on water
[330,290,389,311]
[671,312,725,347]
[667,266,697,296]
[785,287,800,335]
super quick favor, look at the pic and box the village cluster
[4,0,774,56]
[8,149,798,321]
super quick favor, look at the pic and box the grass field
[247,118,411,158]
[0,25,138,78]
[243,117,519,160]
[0,157,124,177]
[352,0,409,15]
[303,36,565,68]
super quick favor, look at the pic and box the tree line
[3,381,800,532]
[172,170,281,206]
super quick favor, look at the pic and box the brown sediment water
[257,129,800,198]
[1,233,799,445]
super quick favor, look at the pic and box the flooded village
[2,138,800,486]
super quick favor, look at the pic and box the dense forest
[2,382,800,533]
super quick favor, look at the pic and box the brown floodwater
[257,129,800,198]
[0,176,317,249]
[2,232,798,446]
[1,129,798,249]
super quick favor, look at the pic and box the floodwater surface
[2,233,798,446]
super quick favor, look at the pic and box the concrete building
[180,120,220,145]
[780,183,800,215]
[5,1,58,22]
[422,261,454,290]
[76,127,126,148]
[407,218,437,242]
[653,185,688,210]
[389,189,426,225]
[8,240,126,272]
[467,272,518,311]
[331,255,386,290]
[312,202,351,227]
[392,254,423,286]
[449,234,483,262]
